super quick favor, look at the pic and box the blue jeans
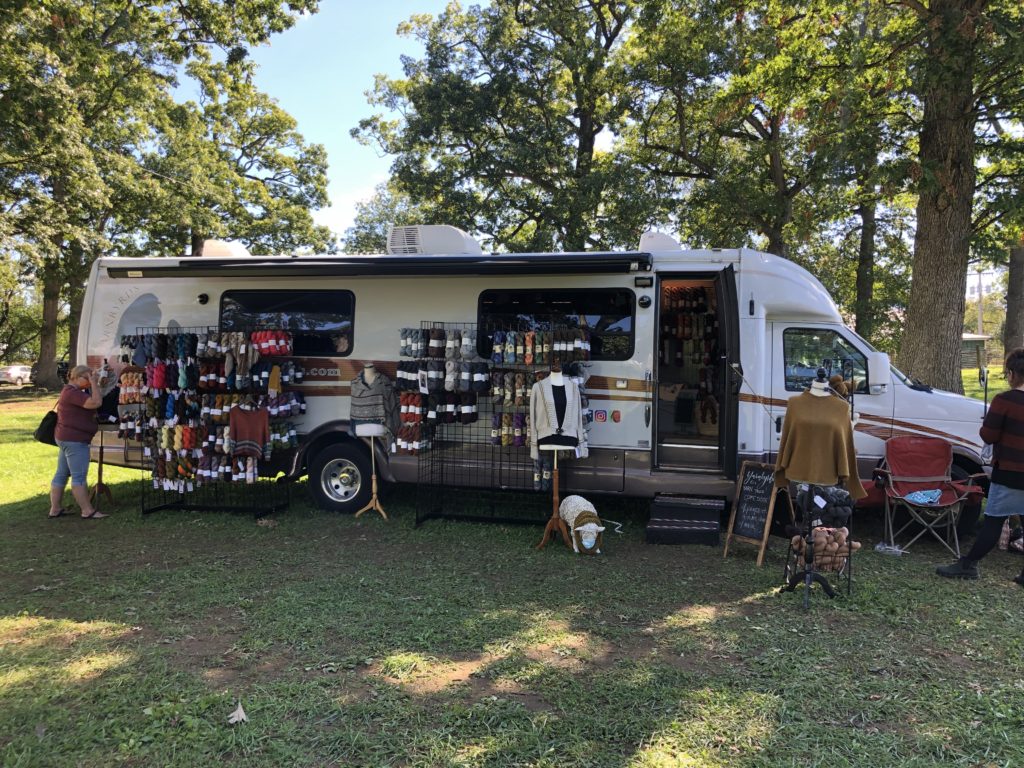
[53,440,91,487]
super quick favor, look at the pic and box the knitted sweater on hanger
[529,377,588,460]
[774,391,866,499]
[350,370,400,435]
[227,406,271,459]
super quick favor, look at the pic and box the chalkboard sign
[723,461,790,567]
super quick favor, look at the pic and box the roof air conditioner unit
[638,231,682,252]
[387,225,482,255]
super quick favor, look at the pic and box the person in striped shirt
[938,348,1024,580]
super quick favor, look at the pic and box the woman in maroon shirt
[48,365,106,519]
[937,348,1024,579]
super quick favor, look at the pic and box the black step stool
[646,494,726,545]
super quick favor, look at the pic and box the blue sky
[248,1,453,240]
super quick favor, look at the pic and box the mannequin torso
[363,364,377,385]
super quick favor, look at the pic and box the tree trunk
[854,198,877,340]
[763,224,789,260]
[65,242,90,368]
[191,231,205,257]
[897,0,981,393]
[35,259,63,389]
[1005,245,1024,352]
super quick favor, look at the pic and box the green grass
[962,368,1007,401]
[4,391,1024,766]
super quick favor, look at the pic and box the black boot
[936,558,980,580]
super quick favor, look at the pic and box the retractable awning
[106,252,654,279]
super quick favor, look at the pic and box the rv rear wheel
[309,442,371,513]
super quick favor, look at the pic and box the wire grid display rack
[131,325,291,518]
[414,319,589,526]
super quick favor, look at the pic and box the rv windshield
[782,327,868,392]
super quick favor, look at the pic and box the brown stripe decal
[293,358,397,383]
[738,392,788,408]
[292,385,351,397]
[586,376,650,393]
[739,392,981,451]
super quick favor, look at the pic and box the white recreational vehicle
[79,225,987,515]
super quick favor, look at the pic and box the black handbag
[34,400,59,446]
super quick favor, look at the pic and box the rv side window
[477,289,634,360]
[783,328,867,393]
[220,290,354,356]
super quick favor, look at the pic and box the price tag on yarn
[187,482,194,492]
[814,494,827,509]
[144,447,151,457]
[165,449,172,461]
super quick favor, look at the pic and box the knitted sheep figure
[559,495,605,555]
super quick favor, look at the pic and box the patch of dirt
[384,657,490,695]
[127,605,256,684]
[462,676,551,712]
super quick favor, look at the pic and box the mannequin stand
[780,483,836,608]
[355,424,387,520]
[90,429,115,511]
[536,447,572,550]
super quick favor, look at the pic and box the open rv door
[716,264,740,480]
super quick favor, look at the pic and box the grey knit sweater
[350,371,400,435]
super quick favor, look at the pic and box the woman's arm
[980,396,1006,445]
[82,372,103,410]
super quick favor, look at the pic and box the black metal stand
[781,483,837,609]
[141,474,290,518]
[131,324,294,518]
[413,319,590,527]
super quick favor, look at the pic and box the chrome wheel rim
[321,458,361,503]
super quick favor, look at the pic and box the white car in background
[0,364,32,386]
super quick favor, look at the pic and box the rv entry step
[646,494,727,546]
[657,441,719,470]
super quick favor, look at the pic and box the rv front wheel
[309,443,371,513]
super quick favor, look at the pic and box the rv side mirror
[866,351,890,394]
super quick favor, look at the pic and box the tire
[952,462,984,540]
[308,441,371,513]
[15,377,23,386]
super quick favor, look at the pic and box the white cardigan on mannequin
[529,376,587,460]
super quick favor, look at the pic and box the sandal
[80,509,108,519]
[48,508,68,519]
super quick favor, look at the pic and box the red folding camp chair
[876,436,983,557]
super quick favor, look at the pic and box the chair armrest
[872,467,891,488]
